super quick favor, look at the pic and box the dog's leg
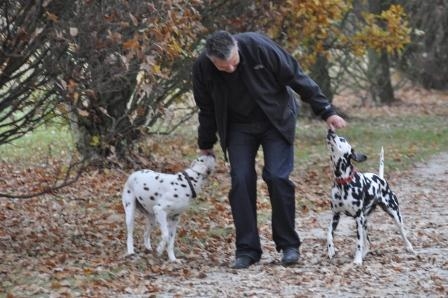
[380,195,414,253]
[327,212,340,259]
[122,191,136,255]
[362,219,370,258]
[397,220,414,253]
[153,205,170,259]
[143,215,155,252]
[166,214,180,262]
[354,214,365,265]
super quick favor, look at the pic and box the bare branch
[0,158,90,199]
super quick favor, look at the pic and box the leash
[181,171,197,198]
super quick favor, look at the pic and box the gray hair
[205,31,237,60]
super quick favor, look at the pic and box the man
[192,31,346,269]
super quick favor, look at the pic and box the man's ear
[351,149,367,162]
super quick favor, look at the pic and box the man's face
[209,46,240,73]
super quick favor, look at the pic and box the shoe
[232,256,256,269]
[281,248,300,266]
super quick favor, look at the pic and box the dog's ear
[351,150,367,162]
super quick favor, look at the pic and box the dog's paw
[144,243,152,251]
[362,246,370,258]
[168,257,181,263]
[143,248,153,255]
[406,245,415,254]
[353,258,363,266]
[328,245,336,259]
[124,252,138,260]
[156,245,165,256]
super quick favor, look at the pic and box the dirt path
[148,153,448,297]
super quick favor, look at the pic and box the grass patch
[295,114,448,172]
[0,124,73,163]
[207,226,233,239]
[1,114,447,173]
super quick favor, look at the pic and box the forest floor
[147,151,448,297]
[1,86,448,297]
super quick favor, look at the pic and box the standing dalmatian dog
[122,154,216,262]
[326,129,414,265]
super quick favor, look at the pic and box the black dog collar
[181,171,197,198]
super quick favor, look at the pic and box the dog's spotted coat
[122,155,215,261]
[326,130,414,265]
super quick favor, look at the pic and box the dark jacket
[192,32,336,155]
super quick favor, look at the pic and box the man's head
[205,31,239,73]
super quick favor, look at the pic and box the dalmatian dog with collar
[122,154,216,262]
[326,129,414,265]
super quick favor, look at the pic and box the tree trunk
[368,49,395,104]
[71,69,140,164]
[310,54,333,102]
[368,0,396,104]
[401,0,448,90]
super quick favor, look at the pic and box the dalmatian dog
[122,154,216,262]
[326,129,414,265]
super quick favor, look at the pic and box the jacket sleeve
[192,59,218,150]
[260,36,336,120]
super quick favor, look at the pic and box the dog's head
[190,154,216,176]
[327,129,367,174]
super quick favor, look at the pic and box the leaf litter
[1,87,448,297]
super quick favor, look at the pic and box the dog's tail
[379,146,384,179]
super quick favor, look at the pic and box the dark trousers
[227,122,301,261]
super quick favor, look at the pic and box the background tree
[1,0,412,167]
[253,0,410,104]
[399,0,448,90]
[0,0,420,199]
[366,0,395,104]
[52,0,204,165]
[0,0,72,146]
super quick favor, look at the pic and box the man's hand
[326,115,347,131]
